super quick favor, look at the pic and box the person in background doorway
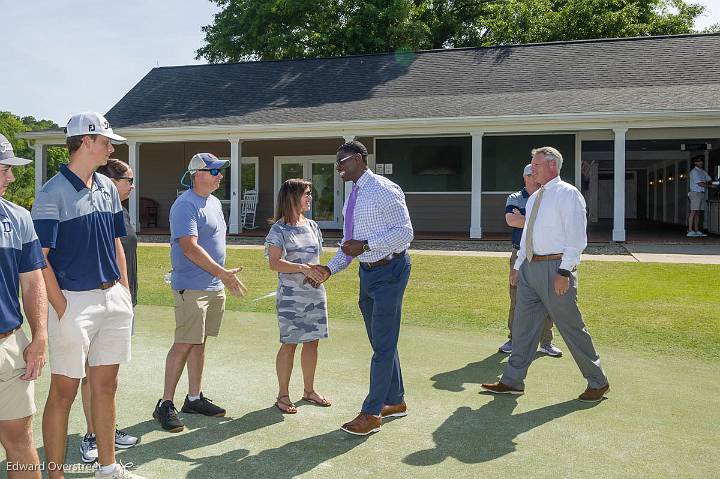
[687,155,712,237]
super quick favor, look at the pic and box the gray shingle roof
[105,34,720,129]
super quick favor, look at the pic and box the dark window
[376,137,471,192]
[482,135,576,191]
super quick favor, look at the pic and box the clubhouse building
[23,33,720,240]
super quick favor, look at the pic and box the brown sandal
[275,395,297,414]
[302,389,332,407]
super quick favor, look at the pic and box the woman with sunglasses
[73,159,139,463]
[265,179,332,413]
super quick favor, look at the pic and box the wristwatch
[362,240,371,253]
[557,268,572,278]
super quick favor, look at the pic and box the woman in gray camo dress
[265,179,332,414]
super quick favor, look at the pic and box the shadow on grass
[404,395,601,466]
[430,352,508,392]
[430,351,558,392]
[186,430,368,478]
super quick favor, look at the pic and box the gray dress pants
[508,249,554,343]
[501,258,608,390]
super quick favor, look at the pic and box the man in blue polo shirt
[500,164,561,357]
[32,112,144,479]
[0,134,48,479]
[153,153,247,433]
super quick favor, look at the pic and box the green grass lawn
[2,246,719,478]
[139,246,720,360]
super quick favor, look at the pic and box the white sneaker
[696,231,708,237]
[539,343,563,357]
[95,463,145,479]
[687,231,699,237]
[115,428,139,449]
[79,433,98,463]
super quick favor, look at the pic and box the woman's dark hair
[272,178,311,224]
[96,158,129,179]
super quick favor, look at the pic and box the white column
[470,131,484,239]
[128,141,140,232]
[229,138,242,234]
[612,127,627,242]
[34,143,45,195]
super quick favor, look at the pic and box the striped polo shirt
[0,198,46,333]
[31,164,127,291]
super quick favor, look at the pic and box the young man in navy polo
[0,133,48,479]
[32,112,144,479]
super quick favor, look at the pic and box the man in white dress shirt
[481,146,609,402]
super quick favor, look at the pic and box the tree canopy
[0,112,68,209]
[196,0,708,62]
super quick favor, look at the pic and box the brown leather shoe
[578,383,610,402]
[480,382,524,395]
[381,401,407,418]
[340,413,382,436]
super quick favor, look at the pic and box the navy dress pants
[358,253,411,415]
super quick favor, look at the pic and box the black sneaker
[153,399,184,432]
[181,393,226,417]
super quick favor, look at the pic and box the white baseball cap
[0,134,32,166]
[187,153,229,174]
[65,112,126,144]
[523,164,533,176]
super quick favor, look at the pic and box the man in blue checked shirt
[313,140,413,436]
[0,133,48,479]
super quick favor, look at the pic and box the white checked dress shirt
[327,170,414,274]
[514,176,587,272]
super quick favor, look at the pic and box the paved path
[140,242,720,264]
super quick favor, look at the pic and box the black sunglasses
[197,168,222,176]
[115,176,134,185]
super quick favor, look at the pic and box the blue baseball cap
[187,153,229,174]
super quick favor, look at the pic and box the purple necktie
[343,184,359,264]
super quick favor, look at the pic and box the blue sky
[1,0,719,126]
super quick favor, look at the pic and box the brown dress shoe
[381,401,407,418]
[340,413,382,436]
[480,382,524,395]
[578,383,610,402]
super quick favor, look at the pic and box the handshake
[301,264,331,288]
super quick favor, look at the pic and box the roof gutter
[19,109,720,143]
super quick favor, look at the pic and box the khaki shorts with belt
[0,328,36,421]
[173,290,226,344]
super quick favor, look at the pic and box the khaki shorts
[688,191,705,211]
[0,329,36,420]
[173,290,226,344]
[48,284,133,379]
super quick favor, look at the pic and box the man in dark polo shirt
[32,112,144,479]
[500,164,561,357]
[0,134,48,479]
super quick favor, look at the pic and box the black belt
[99,280,118,290]
[361,250,406,269]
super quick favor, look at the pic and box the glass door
[276,157,342,228]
